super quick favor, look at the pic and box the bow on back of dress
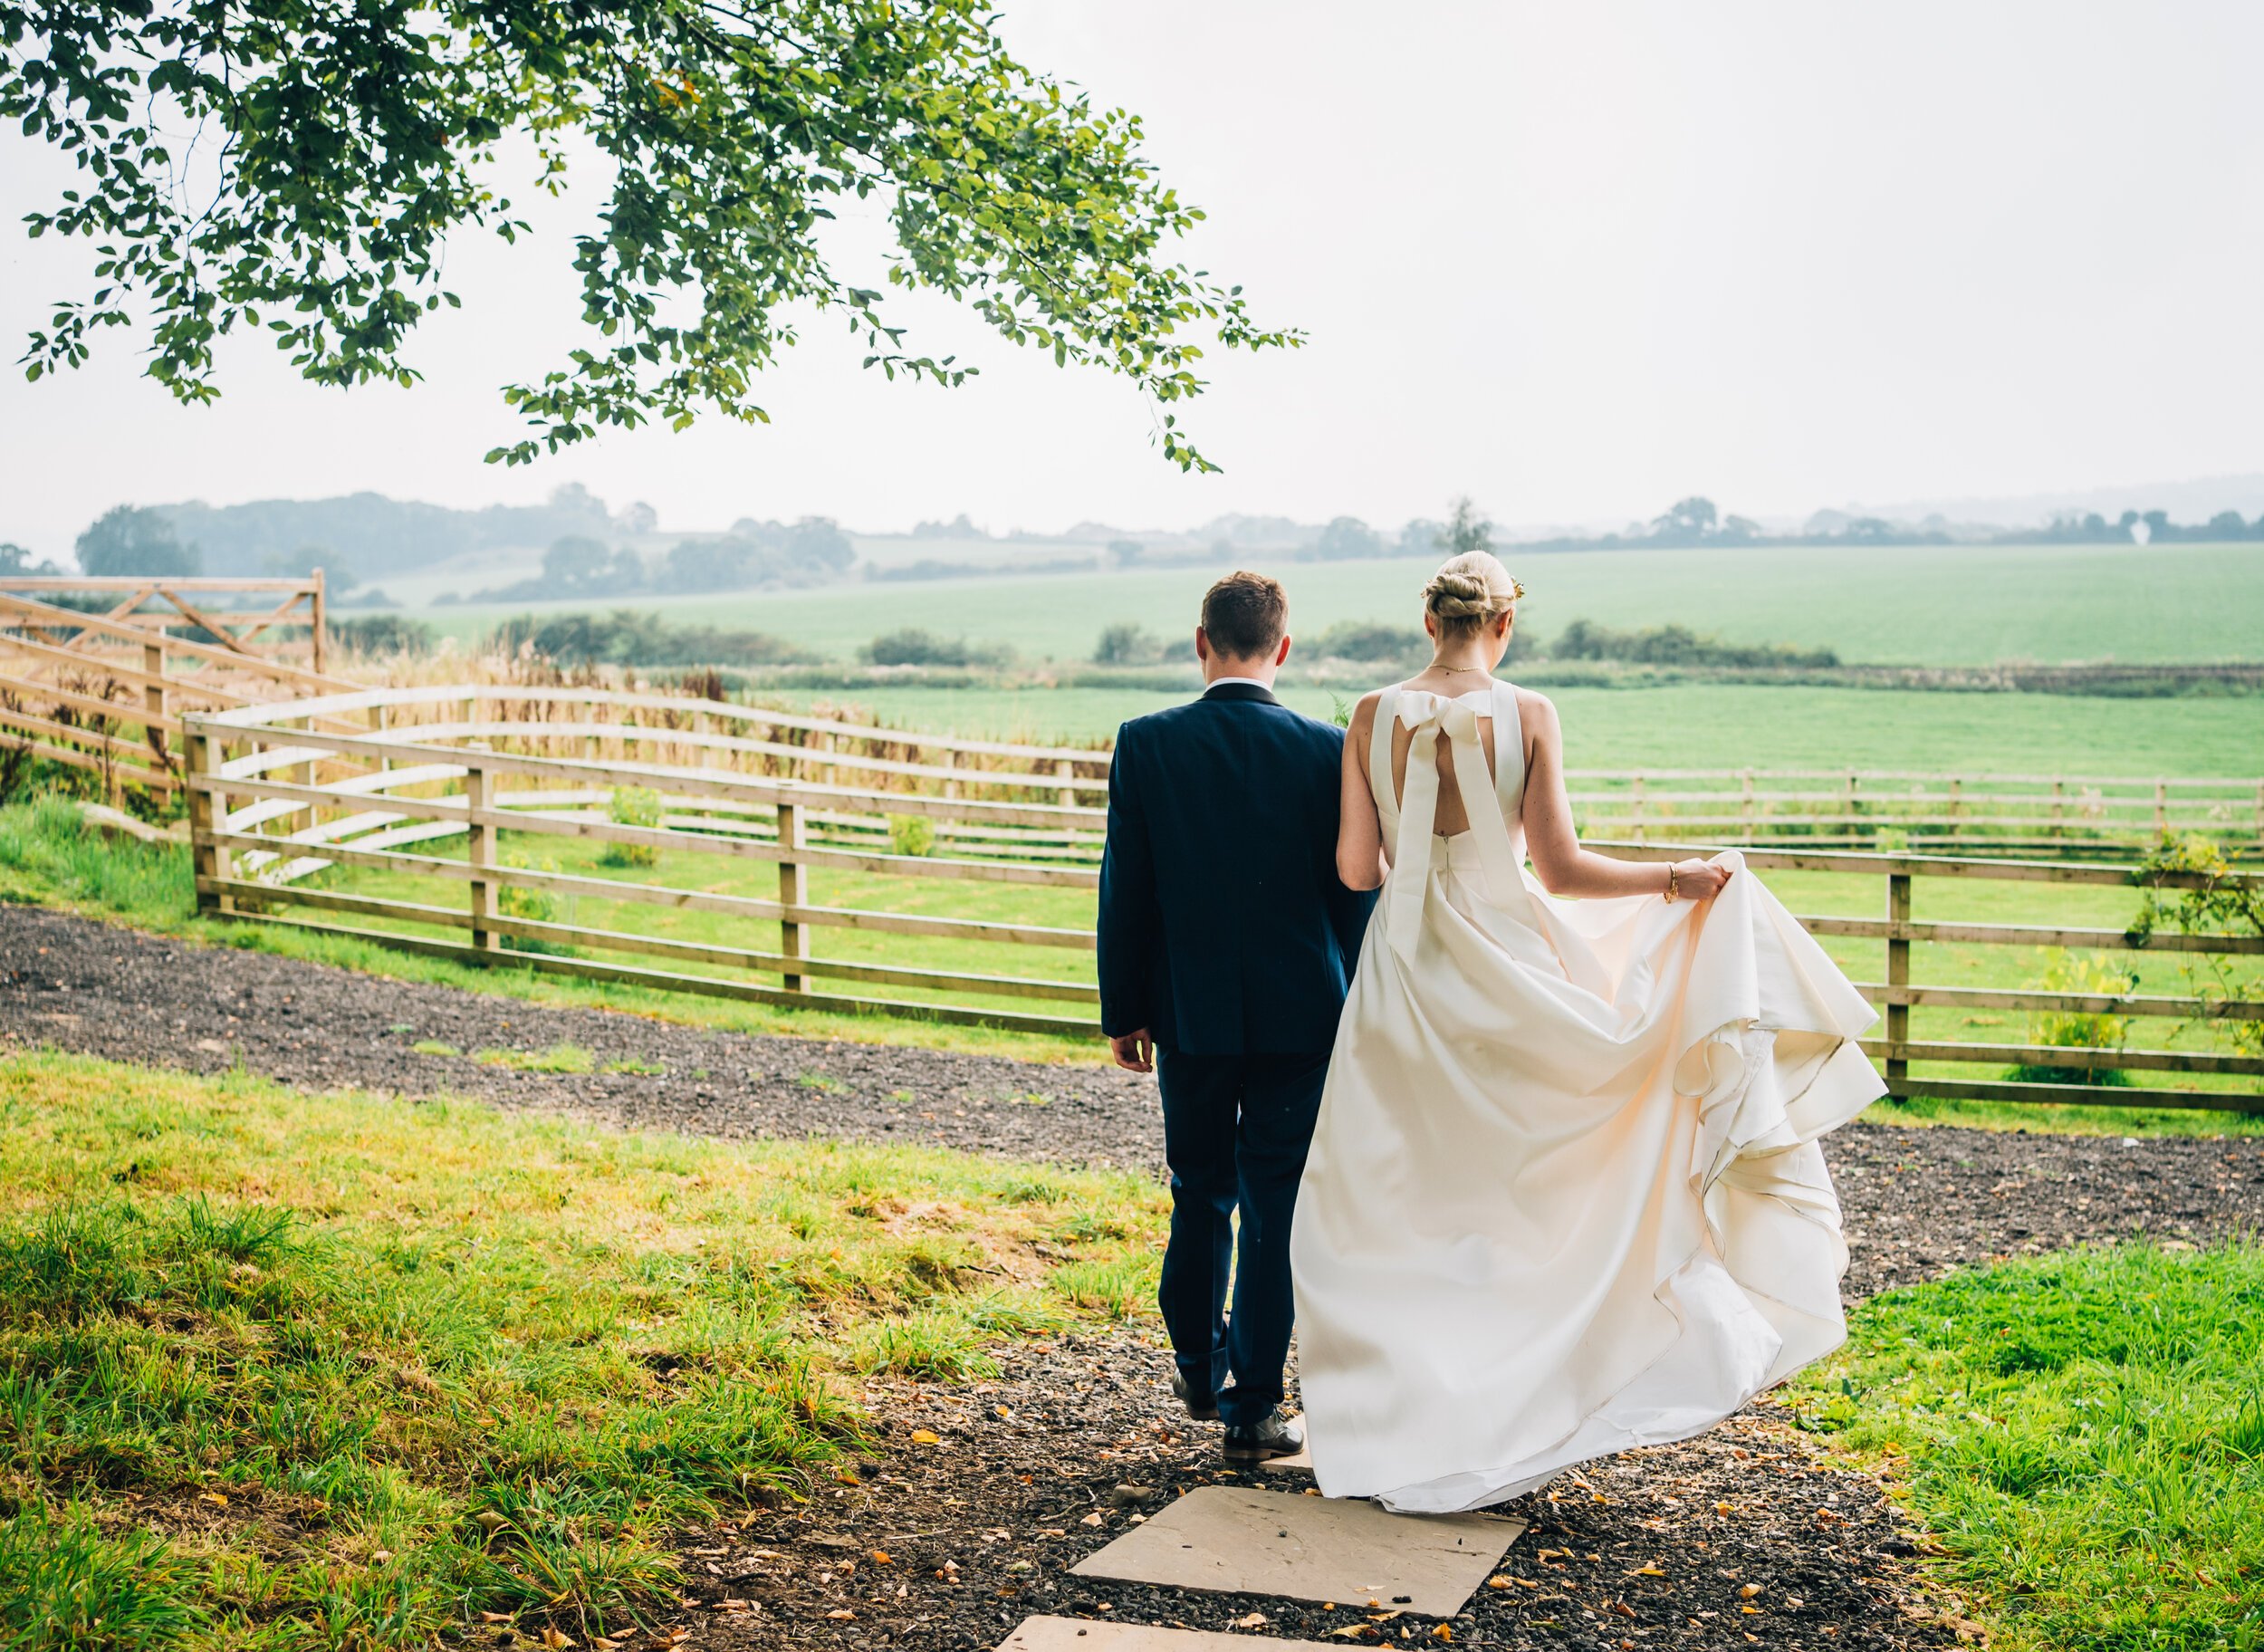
[1375,683,1530,962]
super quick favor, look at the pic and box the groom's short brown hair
[1200,571,1288,659]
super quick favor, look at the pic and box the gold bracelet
[1665,864,1679,903]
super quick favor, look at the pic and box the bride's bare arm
[1337,690,1388,890]
[1518,691,1731,900]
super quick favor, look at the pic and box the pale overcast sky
[3,1,2259,556]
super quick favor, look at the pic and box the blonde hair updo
[1423,551,1521,639]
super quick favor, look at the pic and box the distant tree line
[465,519,855,603]
[2021,509,2264,544]
[483,610,820,668]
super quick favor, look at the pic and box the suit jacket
[1098,682,1377,1056]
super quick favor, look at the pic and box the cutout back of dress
[1367,678,1528,960]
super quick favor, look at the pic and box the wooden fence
[184,685,2264,1112]
[1565,768,2262,855]
[1,575,343,796]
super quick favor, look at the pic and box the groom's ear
[1194,626,1213,663]
[1273,633,1293,668]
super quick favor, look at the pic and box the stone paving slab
[1260,1443,1312,1472]
[1069,1485,1524,1617]
[997,1616,1342,1650]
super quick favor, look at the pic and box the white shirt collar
[1204,675,1275,693]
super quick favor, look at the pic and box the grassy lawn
[0,1050,1166,1650]
[1792,1242,2264,1652]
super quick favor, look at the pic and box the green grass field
[1794,1241,2264,1652]
[409,542,2264,668]
[750,680,2264,777]
[0,1050,1164,1649]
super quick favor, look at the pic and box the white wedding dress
[1290,681,1884,1513]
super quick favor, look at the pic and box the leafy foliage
[1309,620,1425,664]
[331,613,436,656]
[2132,835,2264,1061]
[1315,515,1384,562]
[863,628,1009,668]
[1091,621,1168,666]
[600,786,663,869]
[1550,618,1839,669]
[887,813,936,858]
[73,505,197,577]
[485,608,815,667]
[2005,951,2137,1085]
[2,0,1297,469]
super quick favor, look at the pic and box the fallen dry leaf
[910,1428,941,1445]
[1234,1612,1270,1628]
[869,1550,892,1564]
[540,1631,574,1650]
[1741,1583,1765,1599]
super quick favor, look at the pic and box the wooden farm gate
[1,574,346,798]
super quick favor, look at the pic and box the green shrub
[600,787,663,869]
[887,814,936,857]
[2006,949,2135,1085]
[497,850,570,954]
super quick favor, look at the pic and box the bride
[1289,552,1884,1514]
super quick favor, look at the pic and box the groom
[1098,571,1376,1462]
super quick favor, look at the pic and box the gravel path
[6,903,2259,1301]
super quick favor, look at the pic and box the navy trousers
[1155,1047,1331,1428]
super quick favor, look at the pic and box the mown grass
[1794,1242,2264,1652]
[0,1049,1167,1649]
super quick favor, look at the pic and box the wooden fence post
[943,749,961,802]
[1946,775,1962,843]
[778,798,808,991]
[142,635,168,764]
[1740,769,1755,839]
[1056,758,1076,810]
[309,569,327,675]
[186,728,233,916]
[2050,777,2065,842]
[1885,870,1911,1094]
[465,761,498,956]
[1630,774,1645,844]
[2154,779,2168,840]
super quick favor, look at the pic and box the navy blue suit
[1098,681,1376,1425]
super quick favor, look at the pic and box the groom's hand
[1108,1028,1156,1073]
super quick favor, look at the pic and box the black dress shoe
[1172,1372,1220,1422]
[1221,1408,1304,1463]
